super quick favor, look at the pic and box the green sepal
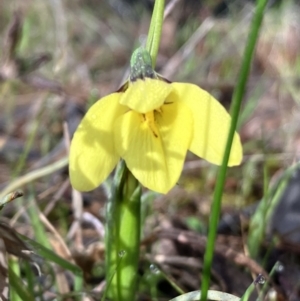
[130,47,156,81]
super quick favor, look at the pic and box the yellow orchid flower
[69,48,242,194]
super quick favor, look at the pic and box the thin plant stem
[116,174,141,300]
[105,161,141,301]
[145,0,165,67]
[248,162,297,258]
[105,2,165,299]
[200,0,269,300]
[9,257,22,301]
[105,161,126,299]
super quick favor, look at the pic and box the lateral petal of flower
[69,93,127,191]
[119,78,173,113]
[114,100,193,193]
[172,83,242,166]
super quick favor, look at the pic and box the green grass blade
[18,234,83,276]
[200,0,269,300]
[247,162,300,258]
[23,261,35,298]
[25,192,83,295]
[9,262,34,301]
[27,192,51,248]
[0,156,68,200]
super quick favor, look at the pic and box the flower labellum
[69,48,243,194]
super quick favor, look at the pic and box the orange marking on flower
[143,111,159,138]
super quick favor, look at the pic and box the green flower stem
[105,161,142,301]
[9,257,21,301]
[145,0,165,67]
[104,2,165,298]
[200,0,268,300]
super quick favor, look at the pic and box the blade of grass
[27,192,51,248]
[23,261,35,298]
[18,234,83,292]
[240,274,266,301]
[144,261,185,297]
[247,161,300,258]
[9,258,34,301]
[22,236,82,275]
[200,0,269,300]
[0,156,68,200]
[237,82,264,130]
[258,261,282,300]
[23,188,83,295]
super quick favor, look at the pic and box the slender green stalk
[105,162,126,299]
[19,234,83,276]
[258,261,282,299]
[248,163,297,258]
[27,192,51,248]
[9,262,34,301]
[23,262,35,297]
[9,257,22,301]
[240,273,268,301]
[263,161,269,200]
[105,161,141,301]
[116,173,141,300]
[145,0,165,67]
[200,0,268,300]
[105,2,164,298]
[19,232,84,298]
[239,281,256,301]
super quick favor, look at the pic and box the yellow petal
[172,83,242,166]
[114,101,192,193]
[69,93,128,191]
[119,78,173,113]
